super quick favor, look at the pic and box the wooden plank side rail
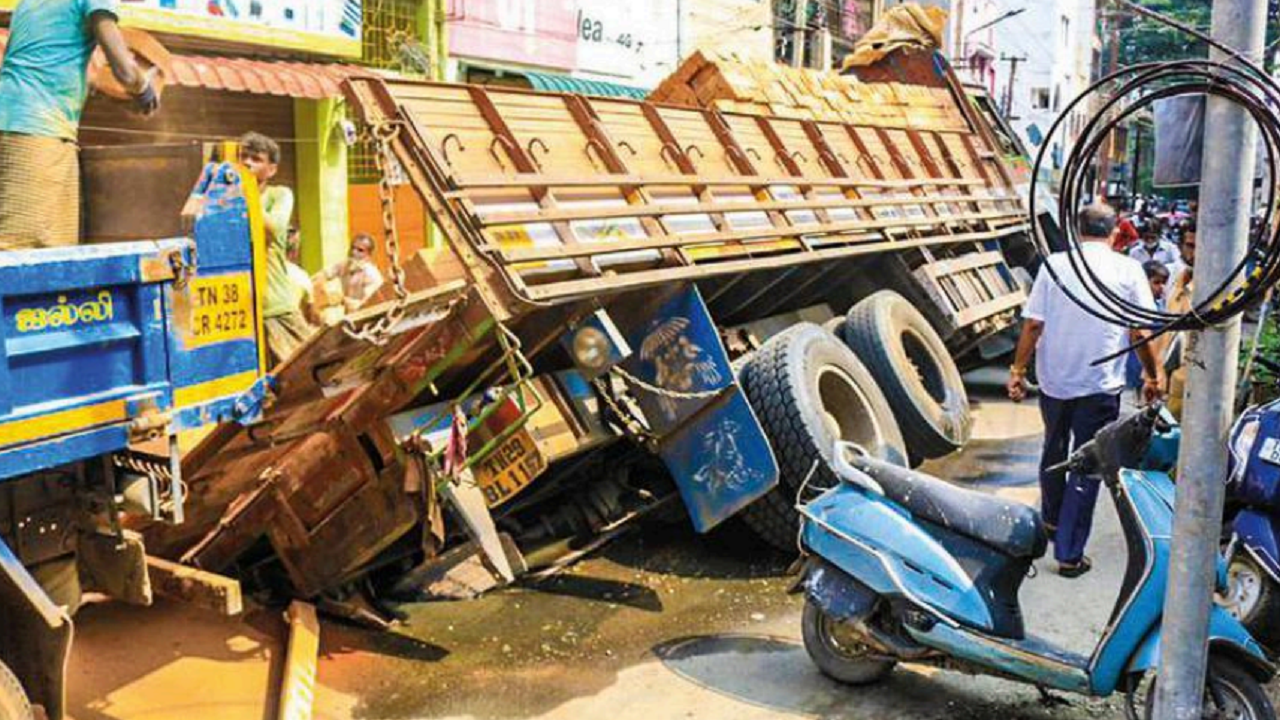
[342,53,1029,309]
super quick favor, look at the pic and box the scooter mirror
[831,440,886,495]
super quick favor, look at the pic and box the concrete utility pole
[1000,53,1027,118]
[1153,0,1267,717]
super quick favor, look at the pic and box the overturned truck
[146,43,1029,607]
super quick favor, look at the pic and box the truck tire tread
[0,659,32,720]
[843,291,971,462]
[737,324,905,551]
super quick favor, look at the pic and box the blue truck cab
[0,161,266,720]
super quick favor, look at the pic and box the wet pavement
[61,369,1279,719]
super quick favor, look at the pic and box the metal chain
[342,121,412,346]
[608,365,725,401]
[113,451,173,482]
[591,378,656,446]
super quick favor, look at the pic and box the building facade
[990,0,1100,186]
[775,0,878,69]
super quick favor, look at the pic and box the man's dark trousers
[1038,391,1122,564]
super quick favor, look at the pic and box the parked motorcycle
[796,405,1275,719]
[1220,388,1280,650]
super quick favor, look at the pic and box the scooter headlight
[1229,417,1261,485]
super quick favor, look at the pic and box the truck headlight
[572,326,610,371]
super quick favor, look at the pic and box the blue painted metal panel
[801,483,995,631]
[1234,510,1280,580]
[803,560,877,622]
[0,240,187,292]
[1090,470,1176,694]
[166,163,262,422]
[0,242,188,457]
[1124,610,1272,678]
[906,622,1092,693]
[0,163,263,481]
[4,286,147,411]
[188,163,255,270]
[0,425,130,480]
[617,286,778,532]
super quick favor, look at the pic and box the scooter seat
[849,455,1048,559]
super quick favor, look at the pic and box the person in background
[1142,260,1170,310]
[1125,260,1170,399]
[1128,221,1180,270]
[1111,210,1141,253]
[323,233,384,313]
[284,225,315,318]
[240,132,313,365]
[1164,220,1196,418]
[1008,204,1164,578]
[1165,220,1196,295]
[0,0,159,249]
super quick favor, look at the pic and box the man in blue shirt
[0,0,159,248]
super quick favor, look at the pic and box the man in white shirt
[1008,204,1164,577]
[1127,228,1180,270]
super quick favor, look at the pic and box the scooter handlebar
[1045,403,1165,479]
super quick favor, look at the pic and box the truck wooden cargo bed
[149,47,1032,599]
[342,47,1027,322]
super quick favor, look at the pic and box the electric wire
[1027,0,1280,363]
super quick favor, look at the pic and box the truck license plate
[186,273,254,347]
[474,428,546,508]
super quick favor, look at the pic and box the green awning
[521,71,649,100]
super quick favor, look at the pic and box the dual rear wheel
[738,291,971,551]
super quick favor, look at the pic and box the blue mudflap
[619,285,778,532]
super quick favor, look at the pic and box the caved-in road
[63,371,1276,719]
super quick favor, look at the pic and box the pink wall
[447,0,579,70]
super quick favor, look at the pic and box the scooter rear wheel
[801,600,896,686]
[1143,656,1276,720]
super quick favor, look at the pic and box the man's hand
[132,67,160,116]
[1142,372,1166,405]
[1007,368,1028,403]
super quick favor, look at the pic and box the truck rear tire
[738,323,906,551]
[0,659,32,720]
[842,291,971,463]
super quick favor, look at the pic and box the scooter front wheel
[1143,656,1276,720]
[801,599,896,686]
[1220,554,1280,652]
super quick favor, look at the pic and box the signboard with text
[0,0,363,58]
[447,0,677,85]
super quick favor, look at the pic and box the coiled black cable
[1027,0,1280,360]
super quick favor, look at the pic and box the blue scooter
[798,405,1275,719]
[1220,391,1280,651]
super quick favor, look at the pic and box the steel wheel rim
[900,329,948,405]
[1207,676,1255,720]
[1222,560,1263,622]
[815,365,883,453]
[817,610,874,661]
